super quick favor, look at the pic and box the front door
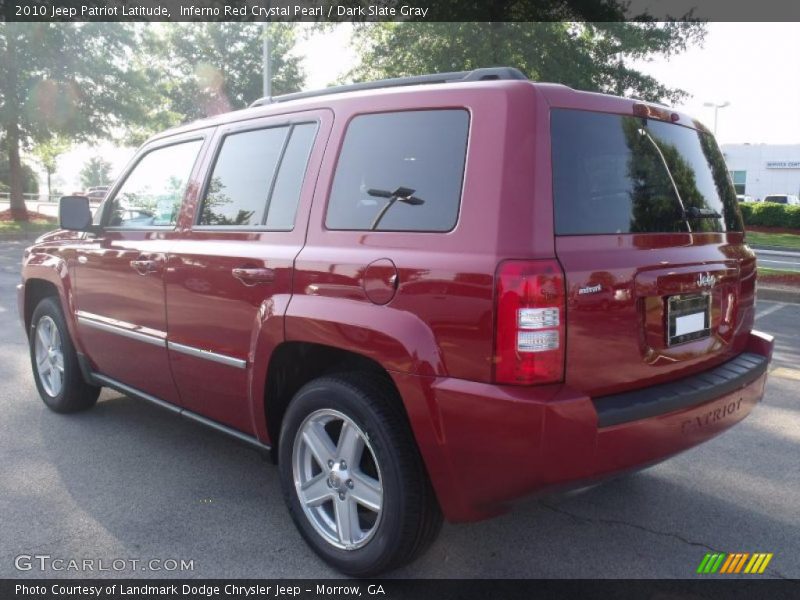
[164,111,331,434]
[73,134,210,405]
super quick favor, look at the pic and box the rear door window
[551,109,743,235]
[198,122,317,229]
[326,110,469,232]
[199,127,288,227]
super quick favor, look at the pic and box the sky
[42,22,800,194]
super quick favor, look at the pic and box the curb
[758,286,800,304]
[753,246,800,257]
[750,245,788,252]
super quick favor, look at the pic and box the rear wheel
[29,297,100,413]
[278,374,442,576]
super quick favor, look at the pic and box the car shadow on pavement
[4,382,791,579]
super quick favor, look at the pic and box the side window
[266,123,318,230]
[107,140,203,228]
[198,122,317,229]
[325,110,469,232]
[199,127,287,227]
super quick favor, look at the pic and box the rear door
[550,107,755,397]
[164,110,330,434]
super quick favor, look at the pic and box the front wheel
[29,297,100,413]
[278,374,442,576]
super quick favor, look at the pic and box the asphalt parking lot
[0,239,798,579]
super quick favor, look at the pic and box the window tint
[107,140,202,228]
[551,109,743,235]
[200,127,288,226]
[326,110,469,231]
[265,123,317,230]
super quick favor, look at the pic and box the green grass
[0,219,56,235]
[746,230,800,250]
[759,268,799,276]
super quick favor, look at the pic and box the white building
[722,144,800,201]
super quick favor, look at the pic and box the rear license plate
[667,293,711,346]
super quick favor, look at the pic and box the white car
[763,194,800,205]
[736,194,755,203]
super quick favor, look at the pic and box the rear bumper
[393,330,774,522]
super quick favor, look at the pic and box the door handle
[130,259,159,275]
[232,267,275,285]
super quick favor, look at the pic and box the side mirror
[59,196,94,231]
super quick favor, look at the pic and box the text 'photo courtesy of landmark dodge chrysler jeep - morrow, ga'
[18,67,774,576]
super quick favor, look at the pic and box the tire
[29,296,100,413]
[279,373,442,576]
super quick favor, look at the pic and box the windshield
[551,109,743,235]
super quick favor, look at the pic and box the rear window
[551,109,743,235]
[326,110,469,232]
[764,195,788,204]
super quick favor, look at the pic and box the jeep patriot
[18,67,774,575]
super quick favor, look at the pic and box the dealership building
[722,144,800,200]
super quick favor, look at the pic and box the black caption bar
[4,0,800,22]
[3,579,800,600]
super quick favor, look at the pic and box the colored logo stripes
[697,552,774,574]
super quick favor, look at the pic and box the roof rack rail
[250,67,528,107]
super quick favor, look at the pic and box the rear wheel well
[265,342,401,460]
[24,279,60,331]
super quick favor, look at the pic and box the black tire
[278,373,442,576]
[29,296,100,413]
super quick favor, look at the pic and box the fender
[20,249,85,356]
[283,294,453,509]
[246,286,448,446]
[284,295,447,377]
[247,293,293,443]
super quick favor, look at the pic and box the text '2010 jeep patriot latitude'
[18,67,774,576]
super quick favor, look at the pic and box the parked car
[18,67,774,576]
[86,186,110,202]
[763,194,800,205]
[736,194,754,203]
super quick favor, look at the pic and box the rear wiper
[685,206,722,219]
[367,186,425,230]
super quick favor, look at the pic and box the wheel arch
[263,341,395,457]
[24,278,61,331]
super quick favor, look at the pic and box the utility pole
[261,0,272,101]
[262,20,271,99]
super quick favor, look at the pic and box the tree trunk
[47,168,52,199]
[7,122,27,221]
[5,26,27,221]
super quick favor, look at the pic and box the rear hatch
[550,105,756,397]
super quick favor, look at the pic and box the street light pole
[703,101,730,136]
[262,20,271,99]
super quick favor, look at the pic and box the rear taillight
[493,260,566,385]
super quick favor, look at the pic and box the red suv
[18,68,774,575]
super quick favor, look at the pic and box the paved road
[754,248,800,273]
[0,240,798,579]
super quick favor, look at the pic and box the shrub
[740,202,800,230]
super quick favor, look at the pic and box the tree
[0,155,38,196]
[79,156,113,190]
[31,135,71,199]
[345,21,705,105]
[0,23,149,219]
[151,23,306,123]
